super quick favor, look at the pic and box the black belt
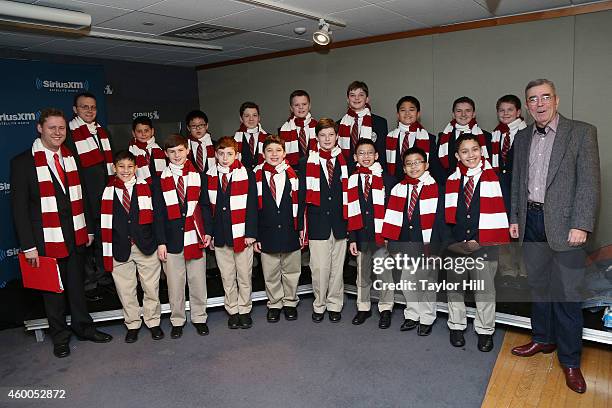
[527,201,544,210]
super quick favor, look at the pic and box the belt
[527,201,544,210]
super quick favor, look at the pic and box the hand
[210,237,215,250]
[568,228,588,246]
[465,240,481,252]
[509,224,519,239]
[157,245,167,262]
[254,242,262,253]
[299,230,305,248]
[25,249,40,268]
[86,234,94,247]
[349,242,359,256]
[203,235,211,248]
[245,237,256,247]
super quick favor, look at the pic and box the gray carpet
[0,296,503,408]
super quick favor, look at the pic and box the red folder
[18,253,64,293]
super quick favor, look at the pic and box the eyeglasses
[77,104,97,111]
[404,160,425,167]
[189,124,207,130]
[355,151,376,157]
[527,95,554,105]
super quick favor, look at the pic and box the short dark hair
[455,133,481,152]
[240,101,259,117]
[396,96,421,113]
[452,96,475,111]
[38,108,66,127]
[347,81,369,97]
[164,134,189,150]
[215,136,239,152]
[262,135,285,151]
[289,90,310,105]
[113,150,136,165]
[402,146,427,163]
[315,118,338,135]
[73,92,97,107]
[132,115,153,131]
[496,94,522,111]
[185,110,208,126]
[354,138,376,151]
[524,78,556,97]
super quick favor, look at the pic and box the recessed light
[142,21,154,26]
[293,27,306,35]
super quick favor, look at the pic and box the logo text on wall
[0,248,19,262]
[133,110,160,120]
[0,112,36,126]
[35,78,90,93]
[0,182,10,195]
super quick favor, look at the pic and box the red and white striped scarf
[206,160,250,253]
[68,116,114,175]
[437,119,489,170]
[382,171,438,243]
[100,176,153,272]
[385,122,431,175]
[445,159,509,245]
[234,123,268,165]
[338,105,373,159]
[347,162,386,246]
[160,160,205,260]
[128,137,167,184]
[31,138,88,258]
[189,133,215,173]
[280,113,318,166]
[254,160,299,230]
[490,118,526,172]
[305,145,349,215]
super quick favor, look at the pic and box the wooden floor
[482,328,611,407]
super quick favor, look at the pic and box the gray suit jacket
[510,114,600,251]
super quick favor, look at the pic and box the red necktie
[350,121,359,149]
[53,153,66,187]
[298,127,307,154]
[196,143,204,172]
[401,131,411,157]
[144,148,151,165]
[177,175,185,205]
[407,184,419,221]
[121,185,131,213]
[221,173,228,193]
[268,173,277,201]
[501,133,511,164]
[363,174,371,202]
[248,133,256,156]
[326,158,334,186]
[464,176,475,209]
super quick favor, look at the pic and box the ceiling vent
[163,23,245,41]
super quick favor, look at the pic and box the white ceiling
[0,0,602,67]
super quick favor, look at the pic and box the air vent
[163,23,245,41]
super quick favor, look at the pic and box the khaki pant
[447,259,497,335]
[112,245,162,329]
[165,250,208,326]
[261,250,301,309]
[357,246,394,312]
[309,233,347,313]
[401,266,438,325]
[498,244,527,278]
[215,245,253,314]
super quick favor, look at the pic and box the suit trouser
[524,207,585,368]
[165,250,208,326]
[111,245,161,329]
[215,245,253,314]
[309,233,346,313]
[447,259,497,335]
[401,266,438,325]
[356,245,394,312]
[42,249,95,345]
[84,216,114,290]
[261,250,301,309]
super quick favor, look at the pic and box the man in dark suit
[11,108,112,358]
[509,79,600,394]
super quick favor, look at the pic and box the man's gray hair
[525,79,556,97]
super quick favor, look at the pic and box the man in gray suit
[509,79,600,394]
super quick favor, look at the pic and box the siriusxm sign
[133,110,160,120]
[0,182,10,195]
[36,78,89,93]
[0,111,37,126]
[0,247,19,262]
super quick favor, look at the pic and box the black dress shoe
[53,343,70,358]
[238,313,253,329]
[124,329,139,343]
[450,330,465,347]
[312,312,324,323]
[228,314,240,329]
[267,308,281,323]
[328,311,342,322]
[283,306,298,321]
[170,325,183,339]
[351,310,372,325]
[78,330,113,343]
[150,326,164,340]
[417,323,433,336]
[400,319,418,331]
[193,323,209,336]
[477,334,494,352]
[378,311,392,329]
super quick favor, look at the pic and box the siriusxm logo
[133,110,160,120]
[35,78,89,92]
[0,182,10,194]
[0,248,19,262]
[0,111,36,126]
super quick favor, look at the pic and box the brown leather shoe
[511,341,557,357]
[562,367,586,394]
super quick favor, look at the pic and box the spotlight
[313,18,331,46]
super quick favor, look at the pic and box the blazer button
[409,225,413,230]
[182,213,186,217]
[466,229,471,234]
[222,207,227,211]
[278,225,282,229]
[502,169,507,174]
[326,211,330,215]
[180,227,184,231]
[466,214,471,219]
[127,220,131,224]
[328,196,332,201]
[277,210,281,214]
[365,211,369,215]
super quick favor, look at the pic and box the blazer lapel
[521,124,534,191]
[546,114,571,189]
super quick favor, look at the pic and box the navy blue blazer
[389,132,439,182]
[298,157,348,241]
[111,190,157,262]
[152,176,213,254]
[339,113,388,172]
[432,129,493,181]
[237,133,261,171]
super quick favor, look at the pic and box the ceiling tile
[65,0,163,10]
[329,27,369,42]
[209,31,291,47]
[380,0,492,26]
[261,19,314,37]
[475,0,571,16]
[204,7,304,31]
[33,0,132,24]
[328,4,404,26]
[141,0,253,21]
[95,44,163,58]
[358,17,426,35]
[22,37,119,53]
[275,0,371,14]
[97,11,197,35]
[259,38,311,51]
[0,30,57,49]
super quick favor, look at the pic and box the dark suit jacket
[389,132,440,182]
[339,113,388,171]
[237,133,261,171]
[510,114,600,251]
[110,191,157,262]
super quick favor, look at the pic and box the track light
[0,0,91,29]
[313,18,331,46]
